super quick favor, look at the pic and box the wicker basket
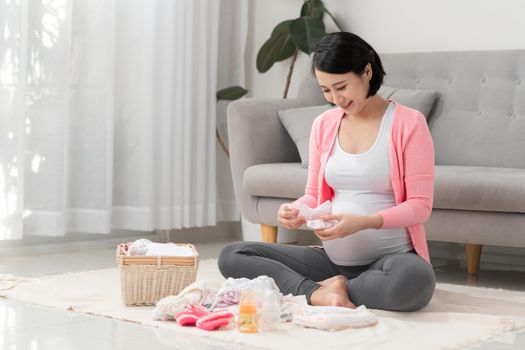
[115,243,199,306]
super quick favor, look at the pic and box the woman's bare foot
[310,278,355,308]
[319,275,348,287]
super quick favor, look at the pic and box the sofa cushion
[278,86,438,169]
[434,165,525,213]
[278,105,331,168]
[378,86,438,118]
[244,163,307,199]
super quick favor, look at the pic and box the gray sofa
[227,50,525,274]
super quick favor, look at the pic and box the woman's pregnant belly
[322,199,412,266]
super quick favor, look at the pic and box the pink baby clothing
[196,310,234,331]
[174,304,234,331]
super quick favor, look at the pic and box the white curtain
[0,0,246,239]
[216,0,247,223]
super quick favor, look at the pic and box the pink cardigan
[296,102,435,264]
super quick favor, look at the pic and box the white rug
[1,259,525,350]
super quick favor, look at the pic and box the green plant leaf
[289,16,326,55]
[216,86,248,101]
[269,20,298,62]
[256,20,296,73]
[300,0,324,19]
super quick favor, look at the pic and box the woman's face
[314,64,372,114]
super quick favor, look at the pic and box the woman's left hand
[314,213,383,241]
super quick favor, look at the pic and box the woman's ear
[364,63,372,81]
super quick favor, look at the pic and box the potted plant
[256,0,342,98]
[216,0,342,154]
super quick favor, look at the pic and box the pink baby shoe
[196,309,234,331]
[174,304,210,326]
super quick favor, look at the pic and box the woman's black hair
[312,32,386,98]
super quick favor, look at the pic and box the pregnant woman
[218,32,436,311]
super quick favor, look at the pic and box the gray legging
[218,242,436,311]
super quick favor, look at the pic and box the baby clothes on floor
[153,275,377,332]
[292,295,378,331]
[210,275,280,309]
[174,304,234,331]
[152,281,207,321]
[210,276,296,323]
[196,309,234,331]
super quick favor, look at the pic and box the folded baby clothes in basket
[126,238,196,256]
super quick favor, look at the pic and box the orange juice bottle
[238,289,258,333]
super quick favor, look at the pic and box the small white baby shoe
[306,219,338,230]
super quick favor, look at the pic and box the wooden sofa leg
[465,244,483,275]
[261,224,278,243]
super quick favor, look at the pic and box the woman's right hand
[277,203,305,230]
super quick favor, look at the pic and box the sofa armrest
[227,97,315,223]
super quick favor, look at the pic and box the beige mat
[1,260,525,350]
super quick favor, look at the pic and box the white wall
[246,0,525,99]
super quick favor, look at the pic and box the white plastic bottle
[259,291,282,332]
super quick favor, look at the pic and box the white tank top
[324,102,413,266]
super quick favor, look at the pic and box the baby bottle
[238,289,258,333]
[259,290,281,332]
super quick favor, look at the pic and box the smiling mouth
[342,101,353,109]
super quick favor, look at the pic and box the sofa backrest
[297,50,525,168]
